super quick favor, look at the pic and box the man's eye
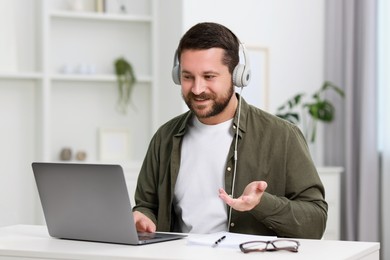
[205,75,215,80]
[182,74,193,80]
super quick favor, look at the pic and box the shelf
[0,0,156,229]
[0,72,42,80]
[51,74,152,83]
[50,11,152,23]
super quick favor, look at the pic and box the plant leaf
[114,57,137,114]
[306,100,334,122]
[323,81,345,97]
[276,113,300,124]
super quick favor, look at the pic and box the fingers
[257,181,268,192]
[133,211,156,233]
[218,188,234,205]
[137,220,155,233]
[218,188,228,198]
[219,181,268,212]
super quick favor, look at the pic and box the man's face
[180,48,235,124]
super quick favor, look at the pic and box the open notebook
[32,162,186,245]
[187,232,277,248]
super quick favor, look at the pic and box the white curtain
[379,0,390,258]
[323,0,380,243]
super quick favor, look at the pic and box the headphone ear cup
[172,64,181,85]
[172,49,181,85]
[232,64,245,87]
[233,43,251,87]
[242,67,251,87]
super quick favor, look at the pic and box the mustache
[188,92,214,100]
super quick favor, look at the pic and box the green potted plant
[276,81,345,143]
[114,57,137,114]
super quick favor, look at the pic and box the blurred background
[0,0,388,258]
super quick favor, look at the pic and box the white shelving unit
[0,72,43,80]
[0,0,42,227]
[0,0,157,226]
[50,10,152,22]
[37,0,156,164]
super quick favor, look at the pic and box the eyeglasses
[239,239,300,253]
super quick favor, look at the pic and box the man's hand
[219,181,268,211]
[133,211,156,233]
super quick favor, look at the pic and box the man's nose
[191,77,206,95]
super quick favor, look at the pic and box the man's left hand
[219,181,268,211]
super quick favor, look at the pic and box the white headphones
[171,43,251,88]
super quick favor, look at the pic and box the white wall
[155,0,185,128]
[157,0,325,163]
[181,0,325,112]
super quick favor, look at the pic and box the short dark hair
[177,22,240,74]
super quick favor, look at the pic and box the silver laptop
[32,162,186,245]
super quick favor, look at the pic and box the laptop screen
[32,162,185,245]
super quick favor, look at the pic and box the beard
[182,86,235,119]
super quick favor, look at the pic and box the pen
[212,235,226,247]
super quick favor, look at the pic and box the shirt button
[227,167,231,171]
[233,125,237,129]
[230,222,235,227]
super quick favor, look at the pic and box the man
[133,22,327,239]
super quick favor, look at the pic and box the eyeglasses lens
[241,240,299,252]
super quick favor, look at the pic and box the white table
[0,225,380,260]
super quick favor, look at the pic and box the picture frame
[98,127,131,162]
[242,45,270,111]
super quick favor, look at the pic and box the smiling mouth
[192,97,212,108]
[192,93,211,101]
[193,97,208,102]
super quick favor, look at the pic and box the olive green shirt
[134,96,328,239]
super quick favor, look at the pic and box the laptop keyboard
[138,233,159,241]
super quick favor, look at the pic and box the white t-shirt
[173,116,234,233]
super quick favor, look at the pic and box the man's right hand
[133,211,156,233]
